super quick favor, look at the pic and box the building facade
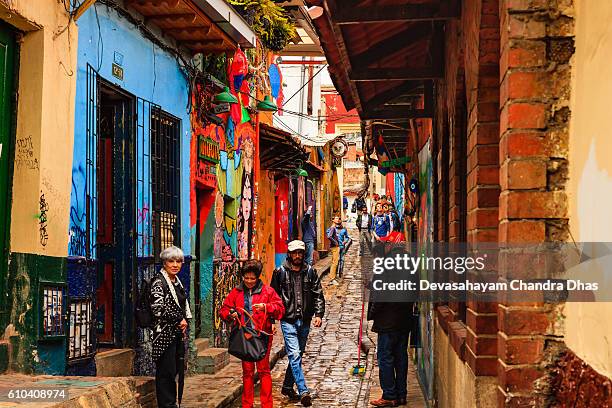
[0,0,77,375]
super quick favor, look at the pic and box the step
[95,348,135,377]
[134,376,156,408]
[195,347,230,374]
[194,337,210,353]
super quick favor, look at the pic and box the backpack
[135,276,155,329]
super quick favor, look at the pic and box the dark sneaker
[300,391,312,407]
[281,388,300,402]
[396,397,407,406]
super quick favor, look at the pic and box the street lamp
[214,86,239,104]
[256,95,278,112]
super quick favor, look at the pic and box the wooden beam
[325,0,364,112]
[74,0,96,20]
[363,81,422,113]
[126,0,181,7]
[334,0,460,24]
[146,13,198,24]
[279,44,325,57]
[163,26,212,36]
[182,39,225,46]
[350,23,431,68]
[362,108,432,120]
[350,68,442,81]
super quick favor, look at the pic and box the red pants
[241,338,273,408]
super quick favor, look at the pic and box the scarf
[161,269,193,319]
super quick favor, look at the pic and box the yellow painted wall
[434,320,497,408]
[2,0,77,257]
[566,0,612,379]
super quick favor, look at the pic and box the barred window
[68,298,94,360]
[151,108,181,258]
[41,285,65,338]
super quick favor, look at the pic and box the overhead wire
[281,63,329,106]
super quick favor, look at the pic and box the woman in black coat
[150,246,192,408]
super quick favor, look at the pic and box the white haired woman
[150,246,192,408]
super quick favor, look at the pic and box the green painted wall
[3,253,67,374]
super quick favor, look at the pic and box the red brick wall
[462,0,501,378]
[497,0,573,405]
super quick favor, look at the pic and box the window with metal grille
[68,298,94,360]
[151,108,181,258]
[41,285,65,338]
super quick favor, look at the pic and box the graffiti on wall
[15,135,39,171]
[212,260,240,346]
[39,191,49,247]
[192,116,256,346]
[69,166,88,258]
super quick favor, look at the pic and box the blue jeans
[377,331,409,401]
[304,241,315,266]
[280,320,311,395]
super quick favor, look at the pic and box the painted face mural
[241,175,252,222]
[242,137,254,174]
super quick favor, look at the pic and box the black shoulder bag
[228,307,271,362]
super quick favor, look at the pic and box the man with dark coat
[271,240,326,407]
[356,206,372,256]
[367,299,416,407]
[367,245,418,407]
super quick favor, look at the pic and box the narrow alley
[230,230,427,408]
[1,1,611,407]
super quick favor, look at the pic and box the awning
[306,0,459,161]
[126,0,256,54]
[260,123,309,171]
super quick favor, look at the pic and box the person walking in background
[220,260,285,408]
[301,205,316,265]
[371,203,391,257]
[389,203,402,233]
[326,215,343,286]
[336,219,352,278]
[271,240,325,407]
[383,203,394,232]
[150,246,192,408]
[356,206,372,256]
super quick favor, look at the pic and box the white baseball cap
[287,240,306,252]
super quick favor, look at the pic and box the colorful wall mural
[416,139,435,401]
[190,112,257,346]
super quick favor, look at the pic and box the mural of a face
[241,176,252,222]
[242,138,254,174]
[214,191,224,228]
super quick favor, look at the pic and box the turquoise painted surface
[5,253,66,374]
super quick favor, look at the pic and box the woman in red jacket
[220,260,284,408]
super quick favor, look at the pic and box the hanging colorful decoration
[229,47,248,91]
[375,132,392,176]
[268,61,283,114]
[227,48,250,124]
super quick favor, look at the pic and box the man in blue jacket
[301,206,316,265]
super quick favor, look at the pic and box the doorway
[0,22,16,323]
[95,81,135,347]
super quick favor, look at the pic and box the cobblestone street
[231,230,426,407]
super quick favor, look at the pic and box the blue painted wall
[69,4,191,258]
[67,4,192,375]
